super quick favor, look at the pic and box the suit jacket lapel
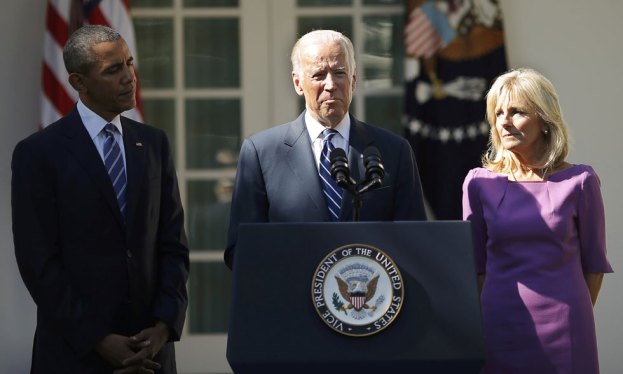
[341,115,374,221]
[121,118,145,231]
[284,113,328,220]
[60,108,125,228]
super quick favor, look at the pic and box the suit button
[126,251,133,258]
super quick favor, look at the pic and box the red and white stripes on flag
[404,7,444,59]
[42,0,143,128]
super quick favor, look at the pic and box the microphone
[363,146,384,188]
[329,148,354,189]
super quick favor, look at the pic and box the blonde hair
[483,68,570,174]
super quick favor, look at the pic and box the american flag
[42,0,143,128]
[404,0,455,59]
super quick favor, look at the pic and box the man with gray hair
[225,29,427,269]
[12,25,189,373]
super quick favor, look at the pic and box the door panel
[134,0,404,372]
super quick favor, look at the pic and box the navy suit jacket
[11,108,189,373]
[225,112,426,268]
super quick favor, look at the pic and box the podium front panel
[227,221,484,373]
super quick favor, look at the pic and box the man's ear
[68,73,87,93]
[292,72,304,96]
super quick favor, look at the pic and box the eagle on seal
[335,274,379,312]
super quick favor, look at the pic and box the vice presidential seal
[311,244,404,336]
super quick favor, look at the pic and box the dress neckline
[484,164,580,183]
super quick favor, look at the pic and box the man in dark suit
[11,25,189,373]
[225,30,426,269]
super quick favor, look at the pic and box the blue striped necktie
[319,129,342,221]
[103,123,127,220]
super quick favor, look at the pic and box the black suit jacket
[225,112,426,268]
[11,108,189,373]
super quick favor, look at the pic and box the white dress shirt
[305,111,351,168]
[77,100,127,173]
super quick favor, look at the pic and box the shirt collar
[77,100,123,140]
[305,111,351,142]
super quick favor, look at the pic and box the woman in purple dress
[462,68,613,373]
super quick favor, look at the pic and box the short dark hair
[63,25,122,74]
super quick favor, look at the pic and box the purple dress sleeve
[577,166,614,273]
[462,168,487,274]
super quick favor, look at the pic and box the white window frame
[134,1,403,372]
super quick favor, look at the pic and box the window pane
[189,262,231,333]
[185,18,240,88]
[187,180,233,251]
[134,18,174,89]
[132,0,171,7]
[363,0,402,5]
[184,0,238,6]
[185,99,241,169]
[365,95,403,135]
[298,17,353,41]
[362,15,404,88]
[298,0,351,6]
[141,99,176,157]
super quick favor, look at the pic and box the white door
[133,0,404,372]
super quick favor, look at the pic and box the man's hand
[113,364,159,374]
[122,321,171,368]
[95,333,161,373]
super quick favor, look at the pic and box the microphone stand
[334,179,361,221]
[350,178,382,221]
[351,189,362,222]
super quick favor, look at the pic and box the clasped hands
[95,321,170,374]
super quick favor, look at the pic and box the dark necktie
[319,129,342,221]
[103,123,127,220]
